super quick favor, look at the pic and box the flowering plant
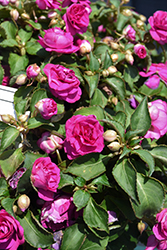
[0,0,167,249]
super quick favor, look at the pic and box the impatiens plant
[0,0,167,249]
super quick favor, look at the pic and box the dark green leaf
[149,146,167,165]
[0,121,9,131]
[131,173,165,218]
[91,173,111,187]
[1,197,15,217]
[124,65,139,90]
[27,116,53,129]
[130,97,151,136]
[58,172,74,189]
[17,210,54,248]
[0,178,9,200]
[18,29,32,43]
[14,85,34,104]
[74,177,86,187]
[104,77,125,100]
[116,14,130,32]
[9,53,29,76]
[103,50,113,69]
[74,105,104,121]
[0,64,4,85]
[66,153,109,181]
[0,148,25,179]
[73,190,90,211]
[83,197,109,233]
[1,21,17,39]
[112,158,138,202]
[0,126,19,151]
[84,73,100,98]
[90,88,108,108]
[89,51,100,72]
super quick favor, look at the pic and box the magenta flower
[36,0,61,10]
[38,27,79,54]
[31,157,60,201]
[148,11,167,45]
[139,62,167,89]
[123,25,136,41]
[64,115,104,160]
[144,100,167,140]
[35,98,57,120]
[26,63,40,79]
[134,44,147,59]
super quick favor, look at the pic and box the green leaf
[104,77,125,100]
[101,119,125,141]
[114,111,127,128]
[74,105,104,121]
[0,121,9,131]
[139,81,163,96]
[90,174,111,187]
[130,96,151,136]
[80,233,107,250]
[27,116,53,129]
[30,88,47,114]
[89,51,100,72]
[83,197,109,233]
[131,149,155,176]
[26,38,43,55]
[0,38,18,47]
[1,197,15,217]
[15,98,27,117]
[94,44,110,62]
[73,190,90,211]
[131,173,165,218]
[90,88,108,108]
[66,153,109,181]
[60,223,85,250]
[14,85,34,104]
[18,29,32,43]
[58,172,74,189]
[149,146,167,165]
[0,126,19,151]
[116,14,130,32]
[112,158,138,202]
[119,146,131,159]
[110,0,120,7]
[124,65,139,90]
[9,70,26,87]
[1,21,17,39]
[84,73,100,98]
[0,148,25,179]
[17,210,54,248]
[25,20,42,30]
[0,178,9,200]
[9,53,29,76]
[103,50,113,69]
[74,176,86,187]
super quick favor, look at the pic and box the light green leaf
[103,77,125,100]
[89,51,100,72]
[1,21,17,39]
[84,73,100,98]
[0,126,19,151]
[73,190,90,211]
[9,53,29,76]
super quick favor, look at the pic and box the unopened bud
[49,19,58,27]
[13,205,18,214]
[107,141,121,151]
[10,0,17,3]
[17,194,30,212]
[136,20,144,29]
[21,13,30,20]
[60,20,65,26]
[85,71,94,76]
[17,126,25,132]
[111,54,118,62]
[18,114,28,123]
[110,41,119,50]
[108,66,117,75]
[122,9,132,16]
[112,97,118,105]
[20,47,26,56]
[122,0,129,3]
[98,58,101,64]
[48,11,58,19]
[15,74,27,85]
[103,130,117,142]
[125,53,134,65]
[26,63,40,79]
[10,9,19,20]
[1,114,11,123]
[102,69,109,78]
[137,221,146,234]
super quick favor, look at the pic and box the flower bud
[125,53,134,65]
[107,141,121,151]
[110,41,119,50]
[136,19,144,29]
[37,132,64,154]
[139,14,146,22]
[1,114,11,123]
[15,74,27,85]
[102,36,113,45]
[77,39,92,55]
[26,63,40,79]
[13,205,18,214]
[18,114,29,123]
[102,69,109,78]
[48,11,58,19]
[0,0,9,6]
[49,19,58,27]
[122,0,129,3]
[35,98,58,120]
[17,126,25,132]
[21,13,30,20]
[137,221,146,234]
[112,97,118,105]
[10,9,19,20]
[103,130,117,142]
[85,71,94,76]
[108,66,117,75]
[111,54,118,62]
[122,9,132,17]
[17,194,30,212]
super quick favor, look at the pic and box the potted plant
[0,0,167,249]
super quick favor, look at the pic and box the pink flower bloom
[26,63,40,79]
[35,98,57,120]
[63,3,90,36]
[64,115,104,160]
[0,0,9,6]
[38,27,79,54]
[43,64,82,103]
[98,24,106,33]
[37,132,64,154]
[31,157,60,201]
[36,0,61,10]
[0,209,25,250]
[41,194,78,231]
[134,44,147,59]
[144,100,167,140]
[128,95,139,109]
[9,167,26,189]
[108,211,118,224]
[123,25,136,41]
[148,11,167,45]
[146,209,167,250]
[2,65,10,86]
[139,62,167,89]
